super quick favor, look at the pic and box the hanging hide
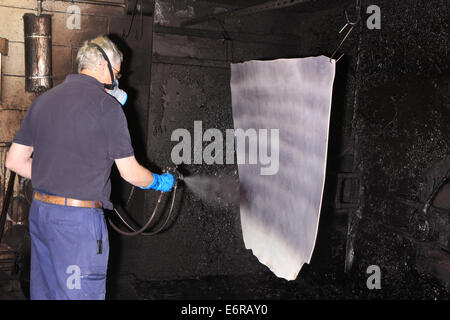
[230,56,336,280]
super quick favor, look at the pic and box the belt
[34,192,102,209]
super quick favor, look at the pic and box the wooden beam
[152,54,229,69]
[181,0,312,26]
[154,25,300,46]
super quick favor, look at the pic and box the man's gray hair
[76,35,123,73]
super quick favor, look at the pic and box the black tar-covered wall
[105,0,449,299]
[108,0,310,283]
[348,0,450,297]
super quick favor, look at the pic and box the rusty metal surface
[23,13,52,94]
[230,56,336,280]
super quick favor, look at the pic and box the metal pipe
[23,13,53,94]
[37,0,43,15]
[0,37,8,103]
[57,0,125,8]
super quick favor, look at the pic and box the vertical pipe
[0,37,8,103]
[23,13,52,94]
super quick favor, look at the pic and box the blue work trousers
[29,198,109,300]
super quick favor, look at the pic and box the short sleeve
[100,97,135,160]
[13,100,37,147]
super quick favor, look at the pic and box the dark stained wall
[108,0,339,281]
[109,0,450,297]
[349,0,450,295]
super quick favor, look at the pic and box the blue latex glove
[140,173,175,192]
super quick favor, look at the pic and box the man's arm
[5,143,34,179]
[115,155,154,188]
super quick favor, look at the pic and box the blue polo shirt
[13,74,134,209]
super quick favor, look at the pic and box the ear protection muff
[89,43,116,90]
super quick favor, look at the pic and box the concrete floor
[106,264,450,300]
[1,258,448,300]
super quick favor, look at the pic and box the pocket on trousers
[80,265,107,300]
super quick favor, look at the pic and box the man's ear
[100,60,108,72]
[96,60,109,83]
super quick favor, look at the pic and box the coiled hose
[108,171,180,236]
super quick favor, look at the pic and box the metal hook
[330,0,361,63]
[335,52,345,63]
[344,0,361,26]
[330,23,356,63]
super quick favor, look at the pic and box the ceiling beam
[181,0,312,27]
[57,0,125,8]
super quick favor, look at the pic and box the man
[5,35,174,300]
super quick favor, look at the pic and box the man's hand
[140,173,175,192]
[5,143,33,179]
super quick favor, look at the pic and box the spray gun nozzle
[165,166,184,181]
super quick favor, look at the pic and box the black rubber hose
[108,182,178,236]
[108,191,164,236]
[0,171,16,241]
